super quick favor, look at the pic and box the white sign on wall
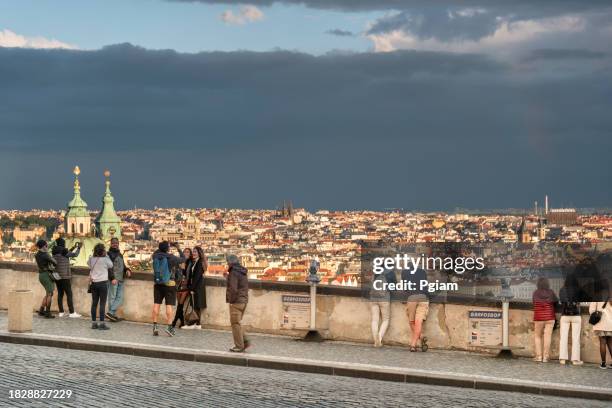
[468,310,502,346]
[280,294,310,330]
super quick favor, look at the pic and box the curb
[1,332,610,401]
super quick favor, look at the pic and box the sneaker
[43,312,55,319]
[600,362,607,369]
[153,325,159,336]
[533,356,542,362]
[91,322,99,329]
[37,308,45,317]
[192,325,202,330]
[58,312,66,318]
[572,360,583,366]
[542,358,549,363]
[69,312,82,318]
[559,359,566,365]
[229,347,244,353]
[98,323,110,330]
[105,312,118,322]
[182,325,194,330]
[165,326,176,337]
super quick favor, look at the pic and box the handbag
[87,258,100,294]
[50,272,62,281]
[184,294,200,325]
[589,301,608,326]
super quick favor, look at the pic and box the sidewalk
[0,312,610,401]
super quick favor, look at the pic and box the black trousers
[90,281,108,322]
[56,279,74,314]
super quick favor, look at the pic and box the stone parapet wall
[0,261,603,363]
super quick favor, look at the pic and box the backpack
[153,256,171,285]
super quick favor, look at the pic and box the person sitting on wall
[401,265,430,352]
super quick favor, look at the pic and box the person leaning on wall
[532,277,558,363]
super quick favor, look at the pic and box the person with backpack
[52,238,81,318]
[182,246,207,330]
[106,237,132,322]
[34,239,57,319]
[225,254,250,352]
[88,243,116,330]
[152,241,186,336]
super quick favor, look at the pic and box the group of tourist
[33,238,250,352]
[531,276,612,369]
[32,238,612,361]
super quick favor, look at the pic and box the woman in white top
[589,297,612,369]
[88,243,116,330]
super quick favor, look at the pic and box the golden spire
[73,165,81,190]
[104,170,111,192]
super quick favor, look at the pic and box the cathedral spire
[95,170,122,241]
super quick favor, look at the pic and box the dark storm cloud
[522,48,609,62]
[171,1,612,44]
[167,1,610,13]
[0,44,610,210]
[325,29,354,37]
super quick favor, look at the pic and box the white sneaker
[181,325,194,330]
[58,313,66,317]
[69,313,82,318]
[192,325,202,330]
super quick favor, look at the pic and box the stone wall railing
[0,261,603,363]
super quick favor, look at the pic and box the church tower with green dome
[62,166,103,267]
[95,170,122,242]
[65,166,91,237]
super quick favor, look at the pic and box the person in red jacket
[532,278,558,362]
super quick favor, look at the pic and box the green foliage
[0,215,61,239]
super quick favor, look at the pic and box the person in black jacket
[559,273,584,365]
[172,248,192,329]
[182,246,207,330]
[52,238,81,318]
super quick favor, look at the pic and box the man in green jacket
[34,239,57,318]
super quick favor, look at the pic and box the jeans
[559,315,582,362]
[371,301,390,343]
[91,281,108,322]
[534,320,555,360]
[56,279,74,314]
[229,303,248,349]
[108,280,125,315]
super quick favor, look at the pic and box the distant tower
[545,195,549,215]
[534,201,538,216]
[95,170,122,241]
[517,217,530,244]
[65,166,91,236]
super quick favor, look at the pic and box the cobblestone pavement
[0,343,610,408]
[1,312,610,392]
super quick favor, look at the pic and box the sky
[0,0,611,211]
